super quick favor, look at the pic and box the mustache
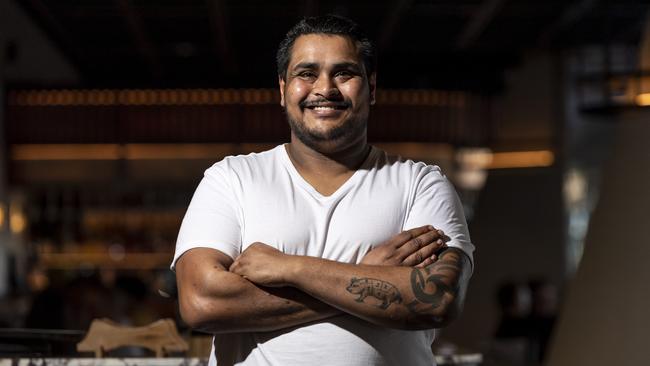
[300,98,351,108]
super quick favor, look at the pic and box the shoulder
[369,146,445,181]
[204,145,284,179]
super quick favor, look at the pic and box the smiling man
[173,15,474,366]
[281,33,371,156]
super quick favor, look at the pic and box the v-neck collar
[280,144,377,201]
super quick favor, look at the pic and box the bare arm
[176,226,446,333]
[230,244,471,330]
[175,247,338,333]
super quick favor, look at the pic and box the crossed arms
[175,225,471,334]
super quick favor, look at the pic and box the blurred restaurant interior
[1,0,650,365]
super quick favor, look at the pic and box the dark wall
[442,165,565,350]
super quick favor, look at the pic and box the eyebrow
[292,62,319,70]
[291,62,362,72]
[332,62,363,72]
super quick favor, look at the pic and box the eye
[335,71,353,79]
[297,71,317,80]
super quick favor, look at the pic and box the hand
[230,242,293,287]
[361,225,447,267]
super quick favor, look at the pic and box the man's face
[279,34,376,153]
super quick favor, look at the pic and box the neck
[286,134,370,177]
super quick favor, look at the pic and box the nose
[313,75,341,99]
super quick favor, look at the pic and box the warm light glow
[457,148,554,169]
[374,143,454,161]
[490,150,554,169]
[11,143,278,161]
[12,144,122,160]
[11,143,554,168]
[0,203,5,231]
[108,244,126,262]
[456,148,494,169]
[635,93,650,106]
[125,143,242,160]
[564,168,588,205]
[9,210,26,234]
[455,168,488,190]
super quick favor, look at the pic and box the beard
[285,109,367,153]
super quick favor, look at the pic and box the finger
[401,239,447,266]
[393,225,434,248]
[415,257,433,268]
[396,229,442,259]
[436,230,451,243]
[228,257,239,272]
[229,260,238,273]
[229,257,246,274]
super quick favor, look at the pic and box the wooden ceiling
[13,0,650,92]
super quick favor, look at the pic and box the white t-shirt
[173,144,474,366]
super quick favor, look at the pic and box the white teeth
[313,106,336,110]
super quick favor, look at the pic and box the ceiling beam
[538,0,598,46]
[378,0,415,53]
[206,0,237,76]
[456,0,508,50]
[115,0,163,80]
[19,0,89,79]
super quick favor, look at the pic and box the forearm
[176,249,338,334]
[283,248,470,329]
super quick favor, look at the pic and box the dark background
[2,0,650,364]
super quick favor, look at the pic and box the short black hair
[276,15,377,80]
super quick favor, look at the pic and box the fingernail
[428,225,434,230]
[437,239,443,244]
[430,255,436,260]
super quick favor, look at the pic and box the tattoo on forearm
[406,249,464,314]
[346,277,403,310]
[344,249,468,317]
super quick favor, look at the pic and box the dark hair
[276,15,377,80]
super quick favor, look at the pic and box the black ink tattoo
[406,249,465,314]
[346,277,403,310]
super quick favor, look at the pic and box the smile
[304,104,349,114]
[301,99,350,111]
[311,106,345,111]
[305,105,348,117]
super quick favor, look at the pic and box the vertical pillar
[547,115,650,366]
[0,42,9,297]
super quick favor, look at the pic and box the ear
[278,75,286,107]
[368,73,377,106]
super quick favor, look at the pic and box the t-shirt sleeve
[171,161,242,271]
[403,164,475,270]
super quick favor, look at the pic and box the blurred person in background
[527,279,558,363]
[490,279,558,366]
[494,281,532,340]
[490,281,532,365]
[173,15,474,366]
[24,262,65,329]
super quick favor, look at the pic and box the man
[173,15,474,366]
